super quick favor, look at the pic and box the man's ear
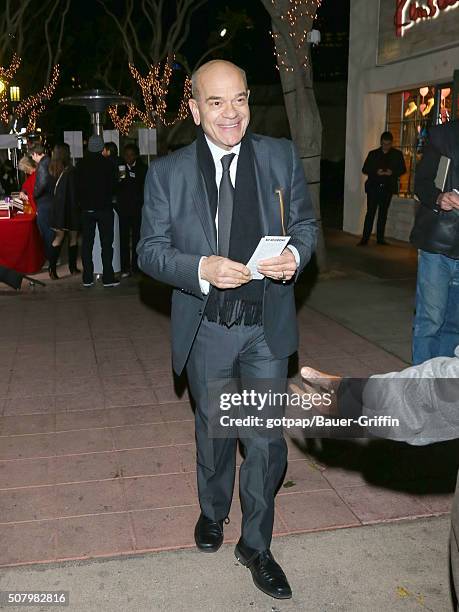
[188,98,201,126]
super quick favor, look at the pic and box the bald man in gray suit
[137,60,317,600]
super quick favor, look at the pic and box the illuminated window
[386,84,452,197]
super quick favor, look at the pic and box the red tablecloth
[0,212,45,274]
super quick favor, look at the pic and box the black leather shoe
[235,540,292,599]
[194,514,224,552]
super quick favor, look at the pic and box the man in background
[410,120,459,364]
[358,131,406,246]
[75,135,118,288]
[117,143,147,278]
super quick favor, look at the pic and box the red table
[0,212,45,274]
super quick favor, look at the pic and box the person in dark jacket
[75,135,118,287]
[411,121,459,364]
[49,143,80,278]
[0,159,18,195]
[102,141,122,211]
[358,131,406,246]
[102,141,121,168]
[117,143,147,277]
[30,142,56,275]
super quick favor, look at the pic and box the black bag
[0,265,46,290]
[0,265,23,289]
[410,202,459,258]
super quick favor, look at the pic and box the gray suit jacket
[137,133,318,374]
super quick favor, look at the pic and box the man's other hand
[200,256,251,289]
[257,248,297,281]
[437,191,459,211]
[289,367,342,416]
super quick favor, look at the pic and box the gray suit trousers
[186,318,288,552]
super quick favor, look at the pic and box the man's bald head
[191,60,248,100]
[188,59,250,150]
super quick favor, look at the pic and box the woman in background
[48,143,80,279]
[30,142,55,276]
[18,156,37,213]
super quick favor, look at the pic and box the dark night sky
[20,0,349,136]
[60,0,350,87]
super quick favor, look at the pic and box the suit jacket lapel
[251,135,271,236]
[188,147,217,253]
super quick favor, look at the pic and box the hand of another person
[289,367,342,416]
[385,169,393,176]
[200,256,251,289]
[19,192,28,201]
[257,248,297,281]
[437,191,459,211]
[376,169,385,176]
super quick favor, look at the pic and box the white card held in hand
[246,236,291,280]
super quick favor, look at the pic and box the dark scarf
[196,128,264,326]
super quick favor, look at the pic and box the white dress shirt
[198,135,299,294]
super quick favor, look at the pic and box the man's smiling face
[189,62,250,151]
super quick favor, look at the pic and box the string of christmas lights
[15,65,60,132]
[0,53,21,124]
[0,55,60,131]
[26,104,46,133]
[108,58,192,135]
[0,53,21,80]
[270,0,322,72]
[107,103,138,136]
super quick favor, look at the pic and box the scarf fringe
[204,296,263,327]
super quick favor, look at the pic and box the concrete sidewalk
[304,230,418,363]
[0,230,456,610]
[0,517,452,611]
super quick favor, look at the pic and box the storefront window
[386,84,452,197]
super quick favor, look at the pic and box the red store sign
[394,0,459,36]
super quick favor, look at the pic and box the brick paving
[0,266,455,568]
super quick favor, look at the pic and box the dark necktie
[217,153,236,257]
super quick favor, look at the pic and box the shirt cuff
[198,256,210,295]
[287,245,300,268]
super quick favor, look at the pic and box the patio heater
[59,89,133,136]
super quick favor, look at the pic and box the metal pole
[90,112,103,136]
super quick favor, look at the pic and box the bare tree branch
[192,32,236,71]
[98,0,135,63]
[141,0,156,34]
[149,0,165,62]
[54,0,71,68]
[44,0,60,82]
[126,0,151,69]
[164,0,207,57]
[0,0,34,59]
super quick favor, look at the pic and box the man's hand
[201,255,251,289]
[437,191,459,211]
[376,169,385,176]
[256,248,297,281]
[289,367,342,416]
[384,169,393,176]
